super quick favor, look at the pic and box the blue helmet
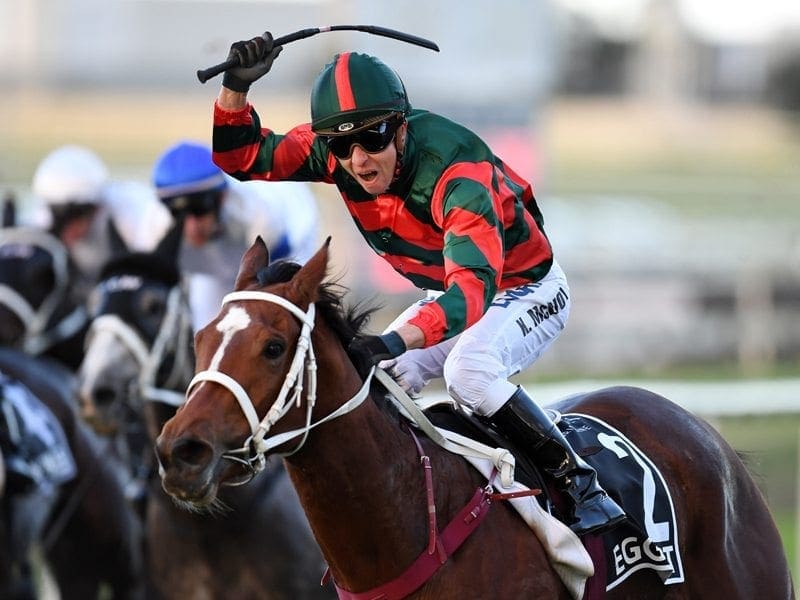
[152,141,227,199]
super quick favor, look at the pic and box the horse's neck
[283,392,494,595]
[246,302,494,591]
[284,395,427,579]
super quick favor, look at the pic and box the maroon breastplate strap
[321,427,539,599]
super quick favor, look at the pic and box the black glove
[347,332,407,379]
[222,31,283,93]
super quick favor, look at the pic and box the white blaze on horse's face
[209,306,251,370]
[187,305,251,404]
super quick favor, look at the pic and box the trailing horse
[156,238,794,599]
[78,224,333,599]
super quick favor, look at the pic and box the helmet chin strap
[392,130,406,183]
[392,124,407,183]
[394,122,407,155]
[392,157,404,183]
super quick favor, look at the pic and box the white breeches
[382,260,570,417]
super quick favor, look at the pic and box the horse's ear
[107,217,129,255]
[290,237,331,304]
[155,220,183,264]
[234,236,270,290]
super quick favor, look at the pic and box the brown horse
[156,238,794,599]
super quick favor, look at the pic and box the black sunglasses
[161,190,221,218]
[324,117,403,160]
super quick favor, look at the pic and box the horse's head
[78,223,191,439]
[156,236,370,509]
[0,228,80,356]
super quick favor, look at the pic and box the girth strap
[326,487,492,600]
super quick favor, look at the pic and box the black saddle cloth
[423,402,683,589]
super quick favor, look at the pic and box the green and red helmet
[310,52,410,135]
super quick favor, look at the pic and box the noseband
[186,290,373,483]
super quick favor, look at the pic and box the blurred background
[1,0,798,580]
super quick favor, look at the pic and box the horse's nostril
[172,438,213,468]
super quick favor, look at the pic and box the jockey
[30,144,162,305]
[209,34,625,536]
[151,141,320,332]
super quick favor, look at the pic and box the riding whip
[197,25,440,83]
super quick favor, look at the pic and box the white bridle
[85,283,194,407]
[186,290,373,479]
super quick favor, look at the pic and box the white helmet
[32,145,109,206]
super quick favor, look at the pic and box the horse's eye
[263,341,285,359]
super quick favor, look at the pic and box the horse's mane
[257,260,379,349]
[99,253,180,286]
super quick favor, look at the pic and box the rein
[374,369,518,488]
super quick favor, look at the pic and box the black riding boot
[492,387,626,536]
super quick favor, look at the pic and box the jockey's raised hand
[347,332,407,379]
[222,32,283,93]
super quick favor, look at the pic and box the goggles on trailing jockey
[322,116,403,160]
[161,189,222,218]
